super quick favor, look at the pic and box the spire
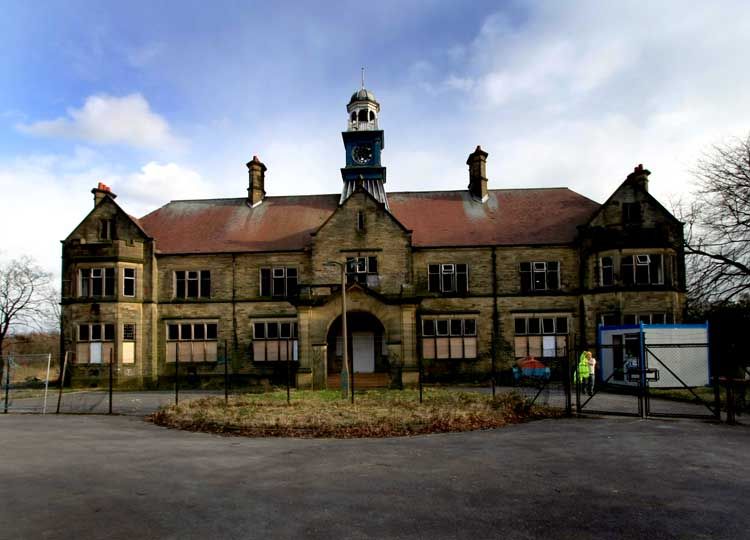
[361,66,365,89]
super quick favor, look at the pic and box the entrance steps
[326,372,390,390]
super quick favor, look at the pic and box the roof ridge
[165,193,341,204]
[388,187,578,195]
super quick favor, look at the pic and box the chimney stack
[467,146,489,201]
[91,182,116,207]
[246,155,267,207]
[626,164,650,192]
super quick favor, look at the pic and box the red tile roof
[138,189,600,254]
[389,189,600,247]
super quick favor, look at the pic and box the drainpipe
[491,247,499,397]
[231,254,238,359]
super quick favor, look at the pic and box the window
[520,261,560,292]
[623,313,672,325]
[75,323,115,364]
[260,267,298,297]
[123,268,136,297]
[622,202,641,224]
[621,254,663,285]
[252,320,299,362]
[79,268,116,297]
[421,318,477,360]
[600,256,614,286]
[513,316,568,358]
[98,219,113,240]
[122,324,136,364]
[346,256,378,286]
[357,211,365,231]
[428,264,469,294]
[174,270,211,298]
[166,321,218,362]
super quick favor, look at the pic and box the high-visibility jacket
[574,352,591,382]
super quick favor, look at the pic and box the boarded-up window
[421,318,477,360]
[513,315,569,359]
[252,320,299,362]
[166,321,219,362]
[76,323,115,364]
[122,323,136,364]
[122,342,135,364]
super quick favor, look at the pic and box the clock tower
[340,83,388,209]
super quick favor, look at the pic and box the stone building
[60,86,686,388]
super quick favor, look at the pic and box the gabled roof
[585,177,681,227]
[137,188,600,254]
[64,195,151,243]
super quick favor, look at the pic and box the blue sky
[2,1,749,276]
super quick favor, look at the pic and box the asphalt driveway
[1,414,748,539]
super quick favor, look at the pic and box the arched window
[358,109,368,122]
[350,112,357,122]
[369,111,375,121]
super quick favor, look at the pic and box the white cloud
[118,162,218,215]
[17,94,183,151]
[0,152,208,276]
[401,1,750,206]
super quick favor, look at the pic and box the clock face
[352,144,373,164]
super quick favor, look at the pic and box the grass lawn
[151,388,559,438]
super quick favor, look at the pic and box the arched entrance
[326,311,388,375]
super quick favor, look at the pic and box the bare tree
[0,256,54,360]
[682,134,750,305]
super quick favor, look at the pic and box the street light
[324,261,353,403]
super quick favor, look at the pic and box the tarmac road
[1,414,748,539]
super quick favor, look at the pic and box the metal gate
[576,324,719,420]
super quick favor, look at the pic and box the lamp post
[324,261,353,403]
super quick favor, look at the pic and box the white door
[352,332,375,373]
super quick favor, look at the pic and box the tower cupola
[340,72,388,209]
[346,70,380,131]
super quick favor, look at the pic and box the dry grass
[151,388,560,438]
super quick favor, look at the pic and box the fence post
[108,348,113,415]
[564,346,572,416]
[3,356,10,414]
[286,354,291,405]
[224,340,229,406]
[56,352,69,414]
[418,353,423,404]
[726,380,736,425]
[42,353,52,414]
[175,344,180,406]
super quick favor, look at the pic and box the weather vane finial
[361,66,365,89]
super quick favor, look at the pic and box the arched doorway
[326,311,388,375]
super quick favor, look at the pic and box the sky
[1,0,749,277]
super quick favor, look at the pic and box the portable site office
[597,323,710,389]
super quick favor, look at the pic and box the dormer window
[99,219,113,240]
